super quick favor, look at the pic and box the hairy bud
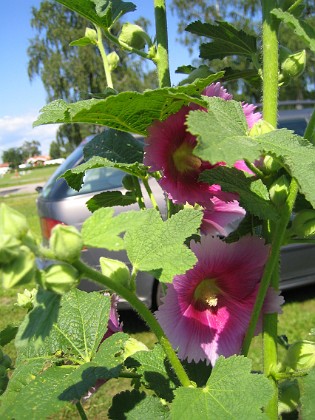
[44,263,79,295]
[49,225,83,263]
[284,340,315,371]
[269,175,290,207]
[291,209,315,238]
[118,23,151,50]
[0,203,29,239]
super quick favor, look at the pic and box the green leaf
[186,20,257,59]
[57,0,136,29]
[271,9,315,53]
[199,167,279,221]
[124,208,203,282]
[0,325,18,347]
[16,289,111,362]
[171,356,273,419]
[81,207,142,250]
[187,97,260,165]
[33,73,224,134]
[0,333,129,419]
[87,191,137,212]
[255,130,315,208]
[69,36,94,46]
[300,368,315,419]
[61,156,146,191]
[109,389,170,419]
[83,128,144,162]
[126,344,179,402]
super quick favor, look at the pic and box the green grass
[0,191,315,418]
[0,166,56,189]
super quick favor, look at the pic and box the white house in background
[44,158,65,165]
[26,155,51,166]
[0,162,10,175]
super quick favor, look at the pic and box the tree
[28,0,157,152]
[49,141,62,159]
[21,140,41,159]
[2,148,24,169]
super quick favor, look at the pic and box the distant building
[26,155,51,166]
[0,162,10,175]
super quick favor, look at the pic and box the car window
[278,118,307,136]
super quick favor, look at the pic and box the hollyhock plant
[155,235,284,366]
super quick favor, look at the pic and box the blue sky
[0,1,193,161]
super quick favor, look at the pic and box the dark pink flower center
[172,142,202,174]
[193,278,221,309]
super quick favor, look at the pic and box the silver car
[36,105,315,307]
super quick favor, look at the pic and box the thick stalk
[304,107,315,146]
[154,0,171,88]
[96,26,113,89]
[261,1,280,417]
[142,177,160,211]
[73,259,192,388]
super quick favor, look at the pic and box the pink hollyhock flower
[144,82,261,205]
[201,197,246,236]
[155,235,283,366]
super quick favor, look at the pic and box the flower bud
[122,174,135,191]
[278,379,300,414]
[284,340,315,371]
[269,175,290,207]
[107,51,119,72]
[118,23,151,50]
[1,246,36,289]
[0,234,21,265]
[49,225,83,263]
[281,50,306,80]
[249,120,275,137]
[85,27,97,42]
[0,203,29,239]
[262,155,282,174]
[100,257,130,289]
[291,209,315,238]
[44,263,79,295]
[16,288,37,310]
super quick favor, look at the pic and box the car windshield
[278,118,307,136]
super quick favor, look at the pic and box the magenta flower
[201,197,246,236]
[155,235,283,366]
[144,82,261,205]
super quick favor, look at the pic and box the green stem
[154,0,171,87]
[72,259,192,388]
[76,401,88,420]
[132,176,146,210]
[142,177,160,211]
[304,107,315,146]
[288,0,304,13]
[96,25,113,89]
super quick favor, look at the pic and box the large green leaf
[171,356,273,419]
[81,207,143,250]
[57,0,136,29]
[199,167,279,221]
[271,9,315,53]
[124,208,203,282]
[186,20,257,59]
[187,97,260,165]
[33,73,224,134]
[300,368,315,419]
[0,333,129,420]
[16,289,111,362]
[83,128,144,162]
[109,389,170,419]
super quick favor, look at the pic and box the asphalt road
[0,182,45,197]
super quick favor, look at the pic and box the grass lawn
[0,191,315,418]
[0,166,56,189]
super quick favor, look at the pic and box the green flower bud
[100,257,130,289]
[281,50,306,80]
[16,288,37,310]
[85,27,97,42]
[262,155,282,174]
[0,203,29,239]
[291,209,315,238]
[1,246,36,289]
[44,263,79,295]
[122,174,135,191]
[107,51,119,72]
[118,23,151,50]
[269,175,290,207]
[49,225,83,263]
[284,340,315,371]
[123,337,149,361]
[278,379,300,414]
[0,234,21,265]
[249,120,275,137]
